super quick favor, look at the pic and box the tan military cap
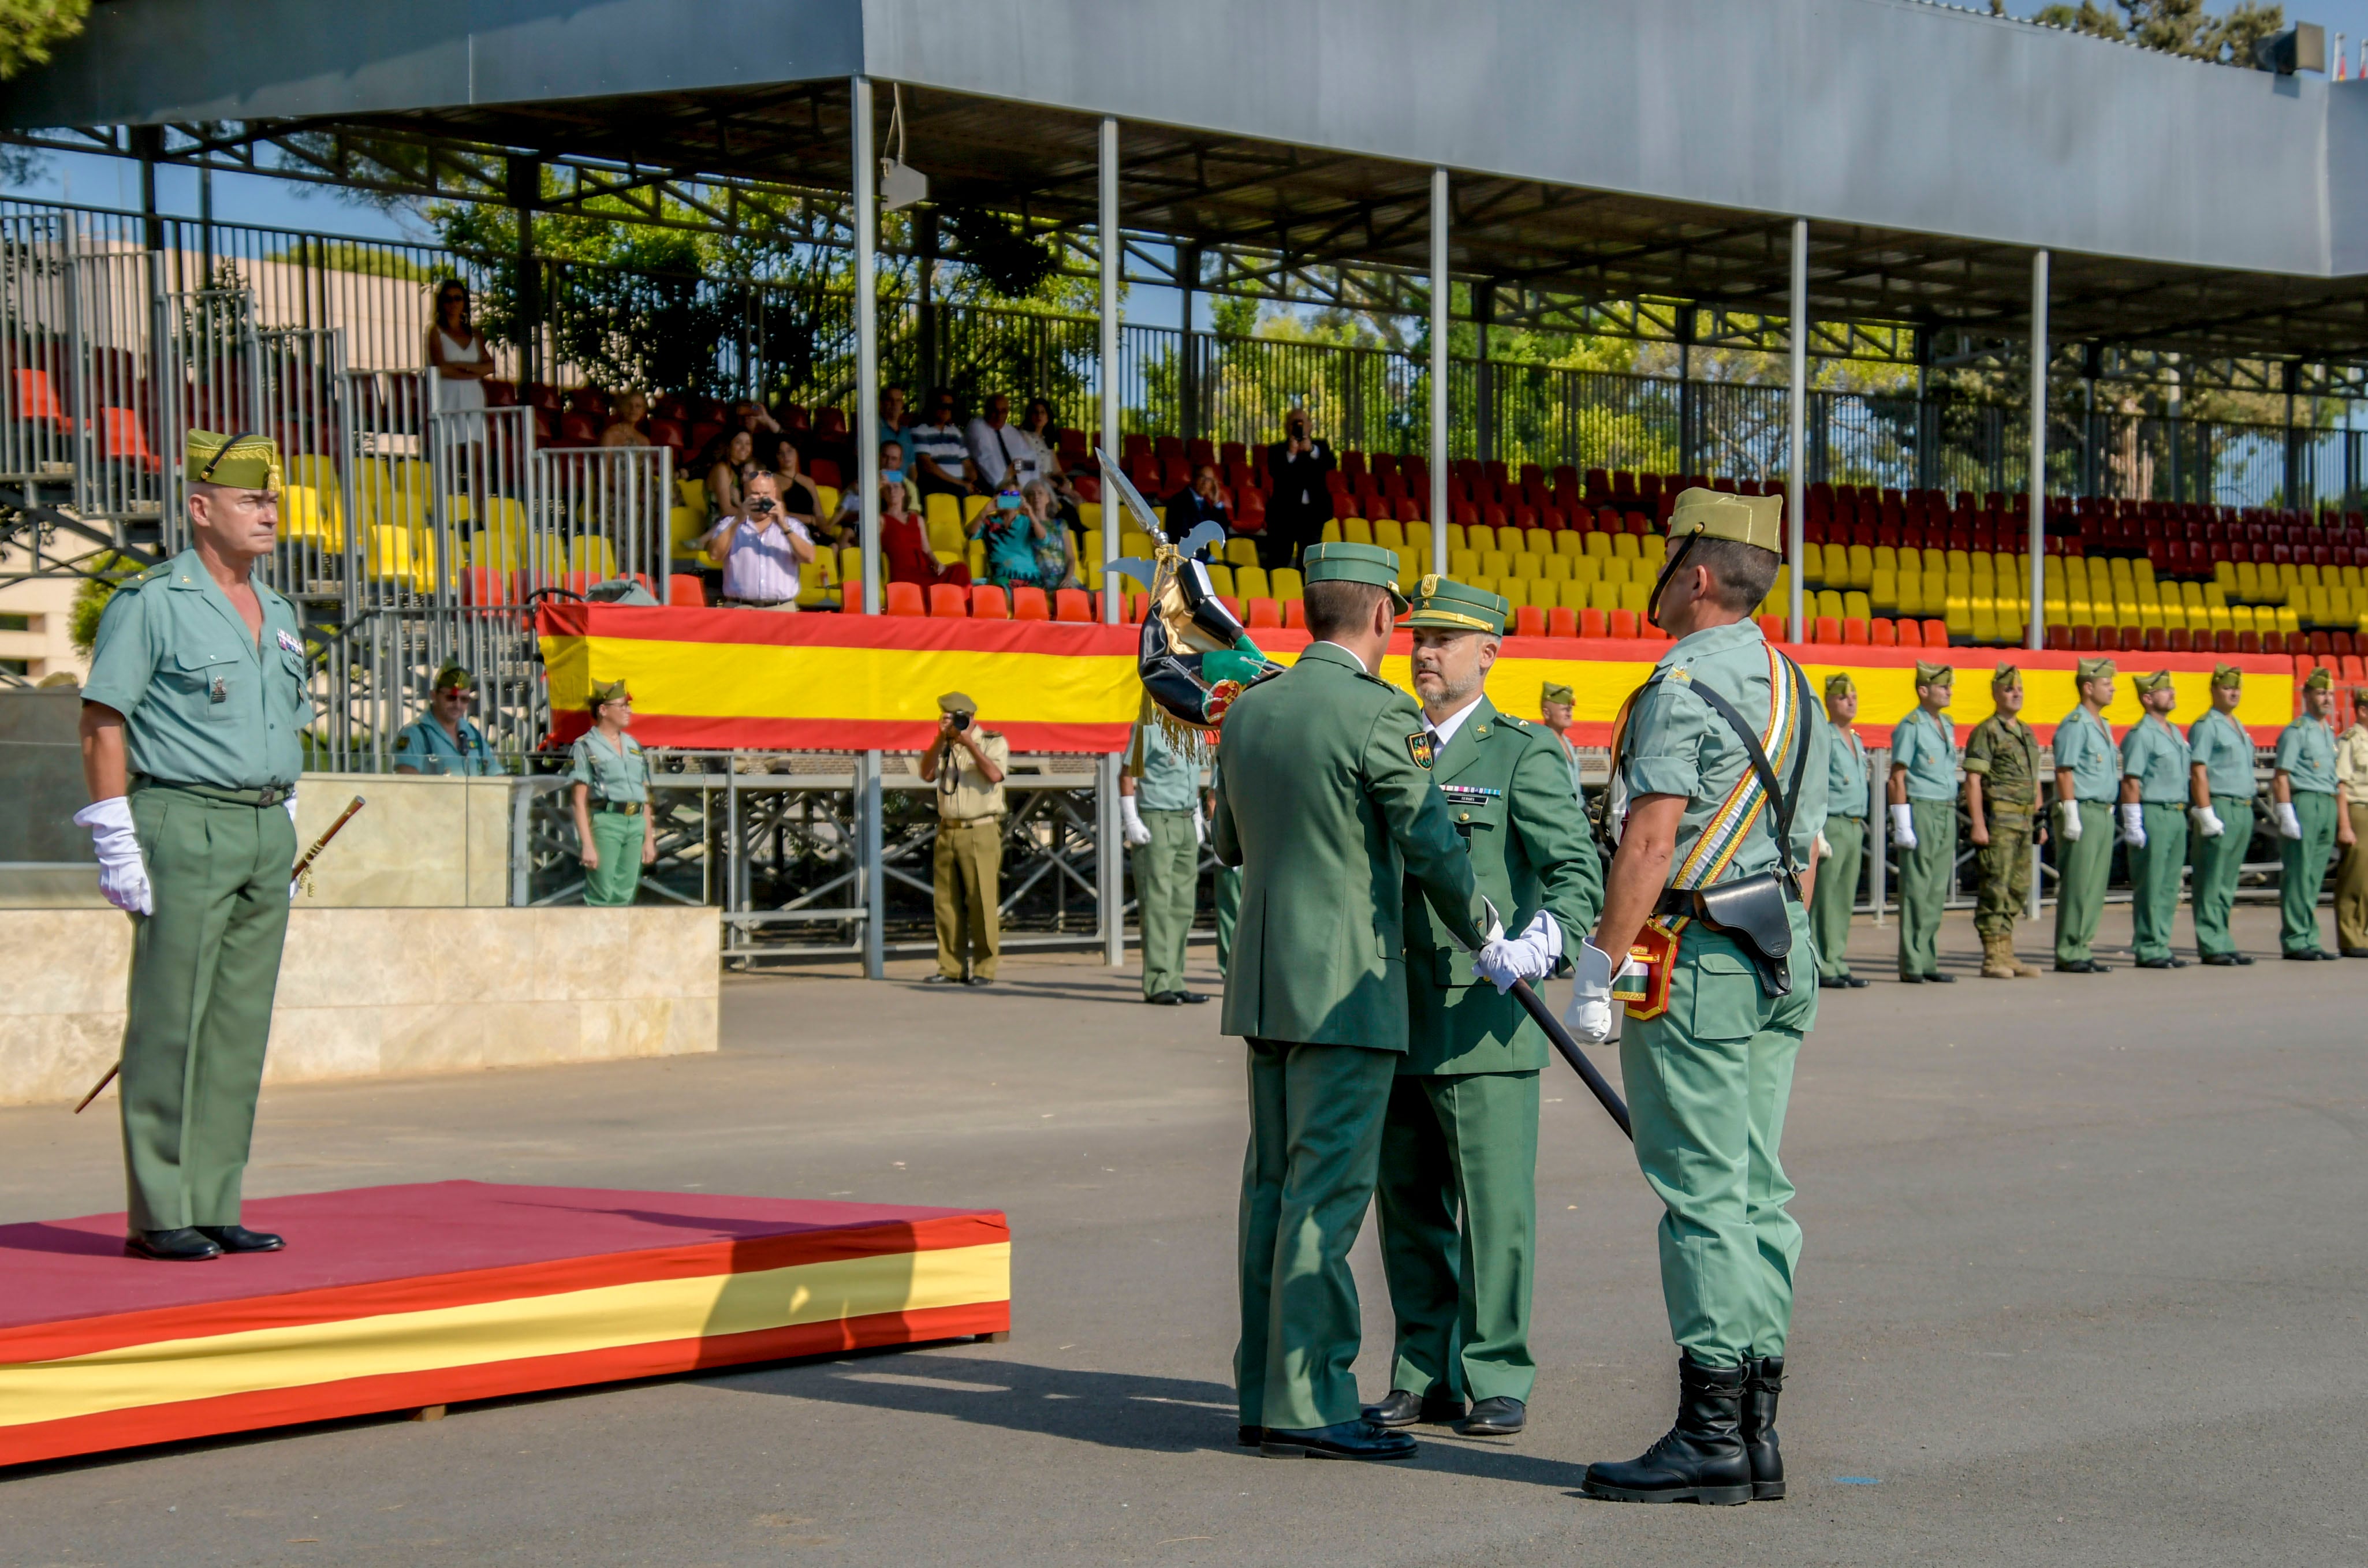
[589,678,631,707]
[2133,670,2175,697]
[185,428,282,492]
[1992,663,2022,689]
[1824,672,1855,700]
[937,690,978,713]
[1914,661,1954,688]
[2212,663,2243,689]
[2303,666,2335,691]
[1541,681,1575,706]
[2077,657,2117,683]
[1666,488,1783,554]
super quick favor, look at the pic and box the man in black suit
[1165,463,1231,549]
[1261,408,1334,570]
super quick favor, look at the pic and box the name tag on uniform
[1439,784,1501,805]
[276,629,303,655]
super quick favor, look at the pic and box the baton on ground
[73,795,368,1115]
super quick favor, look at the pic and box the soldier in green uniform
[1887,663,1958,983]
[567,679,657,906]
[2186,665,2256,966]
[1210,761,1241,977]
[392,660,504,775]
[2119,670,2193,968]
[1540,681,1585,801]
[1962,665,2045,979]
[2052,658,2121,973]
[1810,673,1869,988]
[1362,578,1603,1442]
[1120,714,1210,1005]
[76,431,309,1262]
[1567,490,1829,1506]
[2272,667,2348,960]
[1211,541,1485,1462]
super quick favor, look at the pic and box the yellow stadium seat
[1843,590,1872,622]
[1374,521,1405,550]
[1601,557,1631,587]
[1512,554,1543,580]
[960,492,993,525]
[1481,549,1513,580]
[468,528,523,571]
[1204,565,1236,597]
[1406,522,1434,555]
[1236,565,1270,600]
[1559,580,1592,614]
[1119,531,1157,559]
[1450,548,1482,578]
[1846,543,1874,588]
[1584,531,1613,559]
[1224,537,1259,568]
[1541,555,1573,582]
[677,476,707,514]
[1443,525,1467,553]
[1800,542,1825,584]
[1870,570,1899,613]
[1571,556,1603,587]
[1343,517,1374,544]
[925,491,964,544]
[1076,502,1102,533]
[1271,568,1304,601]
[1816,589,1845,622]
[569,535,619,579]
[1619,581,1651,615]
[278,484,340,551]
[797,548,841,608]
[1612,533,1639,559]
[1320,520,1343,543]
[1556,531,1586,559]
[969,540,988,579]
[841,545,865,586]
[1588,581,1622,613]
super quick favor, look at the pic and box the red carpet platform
[0,1181,1012,1468]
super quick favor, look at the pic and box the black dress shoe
[1261,1420,1417,1461]
[125,1228,221,1262]
[1362,1388,1466,1428]
[1896,972,1922,984]
[195,1224,284,1253]
[2345,949,2368,958]
[922,973,965,984]
[2233,952,2255,965]
[1172,990,1210,1004]
[2135,955,2179,969]
[2283,950,2330,961]
[1236,1424,1263,1448]
[1458,1396,1526,1437]
[1582,1353,1752,1504]
[1844,975,1871,988]
[1740,1356,1785,1501]
[2200,951,2241,966]
[1146,991,1180,1005]
[964,975,995,986]
[1817,974,1847,989]
[1920,971,1956,984]
[2055,959,2106,974]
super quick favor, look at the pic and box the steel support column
[2027,250,2049,652]
[853,75,885,979]
[1430,167,1449,577]
[1786,219,1807,644]
[1099,117,1124,969]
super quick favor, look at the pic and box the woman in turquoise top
[567,679,655,906]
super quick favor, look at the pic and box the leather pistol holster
[1691,871,1796,998]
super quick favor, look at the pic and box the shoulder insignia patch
[393,733,411,752]
[1501,715,1526,729]
[1407,731,1435,770]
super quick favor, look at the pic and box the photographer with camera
[917,691,1010,986]
[698,467,814,610]
[1261,405,1334,572]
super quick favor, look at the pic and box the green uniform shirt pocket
[1431,947,1479,990]
[1683,946,1761,1041]
[174,648,240,723]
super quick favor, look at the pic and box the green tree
[68,553,139,657]
[2030,0,2287,66]
[0,0,87,80]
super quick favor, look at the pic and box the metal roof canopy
[9,0,2368,370]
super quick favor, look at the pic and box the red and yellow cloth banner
[0,1182,1010,1468]
[536,604,2300,751]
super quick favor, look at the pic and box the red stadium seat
[969,585,1009,619]
[2167,629,2191,652]
[1283,600,1305,629]
[1247,597,1281,629]
[1547,606,1578,638]
[1758,615,1785,642]
[1125,592,1149,622]
[1010,586,1049,621]
[2046,625,2071,651]
[668,575,707,607]
[1922,618,1947,648]
[1608,608,1639,639]
[1053,587,1093,623]
[1580,608,1608,639]
[461,568,511,606]
[1813,615,1840,644]
[1843,617,1869,645]
[2143,628,2169,652]
[1513,605,1545,638]
[1896,619,1923,648]
[1871,618,1897,647]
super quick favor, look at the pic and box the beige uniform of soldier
[920,691,1010,985]
[2337,688,2368,957]
[1961,666,2045,979]
[77,432,308,1263]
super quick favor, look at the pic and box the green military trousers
[2128,802,2191,964]
[1619,912,1815,1368]
[1237,1037,1397,1431]
[1214,865,1241,978]
[1810,816,1864,980]
[2338,802,2368,953]
[2279,790,2339,954]
[2188,794,2254,959]
[1974,811,2035,939]
[122,783,297,1233]
[582,811,646,906]
[1375,1070,1541,1405]
[933,817,1003,980]
[1895,798,1958,978]
[2053,802,2115,964]
[1132,808,1199,999]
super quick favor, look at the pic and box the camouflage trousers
[1974,810,2035,939]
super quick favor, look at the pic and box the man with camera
[1260,407,1334,572]
[699,468,814,610]
[918,691,1009,986]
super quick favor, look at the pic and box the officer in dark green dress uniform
[392,660,504,775]
[76,431,308,1262]
[1364,577,1603,1442]
[1211,542,1486,1462]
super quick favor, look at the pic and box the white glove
[2119,804,2146,848]
[1192,807,1206,848]
[2191,805,2225,839]
[1889,802,1916,849]
[1563,937,1617,1044]
[1119,794,1152,849]
[2277,801,2304,840]
[74,797,152,916]
[1814,832,1832,862]
[2058,798,2083,842]
[1474,910,1561,995]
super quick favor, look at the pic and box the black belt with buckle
[1654,879,1803,921]
[135,777,291,808]
[594,800,644,816]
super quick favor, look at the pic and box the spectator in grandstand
[819,438,918,548]
[909,389,980,502]
[767,438,823,527]
[1164,462,1231,543]
[882,478,972,591]
[977,487,1046,590]
[705,429,756,524]
[967,392,1041,492]
[696,468,813,611]
[878,383,914,471]
[1260,405,1334,570]
[919,691,1009,985]
[598,390,650,449]
[1016,397,1086,536]
[733,400,782,440]
[392,660,505,776]
[424,279,493,416]
[1022,479,1080,588]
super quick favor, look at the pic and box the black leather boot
[1361,1388,1465,1428]
[1582,1353,1752,1504]
[1740,1356,1785,1500]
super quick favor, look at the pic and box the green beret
[588,678,631,708]
[1992,663,2021,689]
[185,428,282,492]
[1914,661,1954,688]
[1404,574,1508,635]
[2133,670,2174,697]
[1541,681,1575,707]
[432,660,478,693]
[2212,663,2244,689]
[2303,666,2334,691]
[937,690,978,713]
[1667,488,1783,554]
[2077,657,2117,684]
[1302,542,1411,613]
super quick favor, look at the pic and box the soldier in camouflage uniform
[1961,664,2045,979]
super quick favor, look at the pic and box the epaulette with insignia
[1501,715,1527,729]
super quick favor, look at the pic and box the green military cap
[2303,666,2335,690]
[2077,656,2117,683]
[1404,574,1508,634]
[1992,663,2022,688]
[431,659,478,693]
[1914,661,1954,688]
[937,690,978,713]
[588,678,631,708]
[2212,663,2244,689]
[1823,671,1855,700]
[185,428,282,492]
[1541,681,1574,706]
[1666,487,1784,554]
[2133,669,2175,697]
[1302,541,1411,613]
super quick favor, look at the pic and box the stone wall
[2,905,717,1106]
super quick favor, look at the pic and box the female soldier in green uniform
[568,679,656,905]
